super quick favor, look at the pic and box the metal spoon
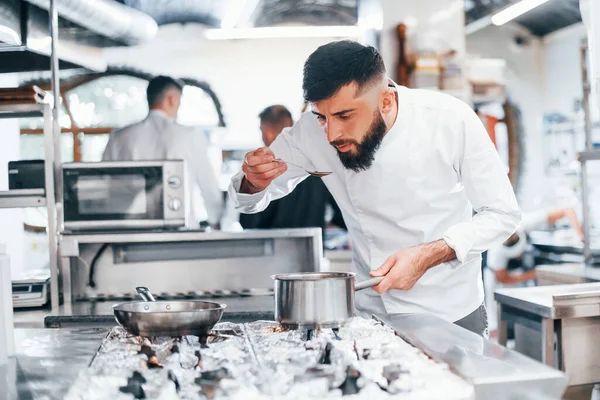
[275,158,332,177]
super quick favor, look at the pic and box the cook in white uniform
[103,76,223,228]
[229,41,521,335]
[485,208,583,332]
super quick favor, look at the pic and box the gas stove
[65,317,474,400]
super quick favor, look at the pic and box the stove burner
[318,342,333,365]
[195,350,204,370]
[332,327,342,341]
[306,329,314,341]
[199,335,209,348]
[195,367,231,398]
[138,345,163,369]
[195,367,231,384]
[383,364,409,384]
[67,320,474,400]
[266,325,289,334]
[119,371,147,399]
[338,366,362,396]
[362,348,371,360]
[167,370,180,392]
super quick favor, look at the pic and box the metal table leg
[542,317,556,368]
[498,303,508,346]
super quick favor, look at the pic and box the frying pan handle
[355,277,384,291]
[136,286,156,302]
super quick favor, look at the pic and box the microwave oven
[62,160,187,231]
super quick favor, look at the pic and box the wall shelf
[0,189,46,208]
[0,103,46,119]
[578,150,600,162]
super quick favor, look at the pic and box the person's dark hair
[146,75,184,108]
[303,40,386,103]
[259,105,293,126]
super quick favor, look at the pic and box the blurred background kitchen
[1,0,600,397]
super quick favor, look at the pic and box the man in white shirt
[228,41,521,336]
[103,76,223,228]
[485,208,583,334]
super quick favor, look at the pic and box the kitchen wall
[543,23,588,120]
[379,0,466,75]
[467,22,548,211]
[104,25,353,150]
[0,73,25,278]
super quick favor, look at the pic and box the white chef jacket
[103,110,223,226]
[228,84,521,322]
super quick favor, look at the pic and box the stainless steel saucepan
[112,287,226,337]
[271,272,383,329]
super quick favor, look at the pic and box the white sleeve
[228,120,313,214]
[442,104,522,265]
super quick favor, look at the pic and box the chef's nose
[325,120,343,143]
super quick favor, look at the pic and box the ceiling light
[220,0,260,29]
[491,0,551,26]
[204,26,364,40]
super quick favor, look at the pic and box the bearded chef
[228,41,521,337]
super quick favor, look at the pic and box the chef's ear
[380,88,395,114]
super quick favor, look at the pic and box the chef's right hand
[241,147,287,193]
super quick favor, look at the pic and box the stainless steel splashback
[61,229,323,301]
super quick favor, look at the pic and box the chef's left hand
[369,246,428,293]
[369,240,457,294]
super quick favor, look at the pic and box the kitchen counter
[44,295,275,328]
[536,263,600,285]
[379,314,566,400]
[495,282,600,390]
[2,313,567,400]
[6,313,569,400]
[1,327,108,400]
[495,281,600,318]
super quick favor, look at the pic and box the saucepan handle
[136,286,156,302]
[354,277,384,291]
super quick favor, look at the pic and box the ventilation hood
[0,0,157,74]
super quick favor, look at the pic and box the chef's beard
[330,110,387,172]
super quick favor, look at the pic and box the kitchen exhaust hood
[0,0,157,74]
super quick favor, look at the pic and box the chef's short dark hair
[303,40,386,103]
[259,105,293,126]
[146,76,184,108]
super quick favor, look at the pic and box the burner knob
[168,198,182,211]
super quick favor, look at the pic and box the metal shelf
[578,150,600,162]
[0,103,46,119]
[0,189,46,208]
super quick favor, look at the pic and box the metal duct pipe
[23,0,157,45]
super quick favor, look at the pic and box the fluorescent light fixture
[220,0,260,29]
[204,26,364,40]
[491,0,551,26]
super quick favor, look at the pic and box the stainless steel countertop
[60,227,322,244]
[379,314,567,400]
[536,263,600,281]
[2,314,568,400]
[1,327,108,400]
[495,282,600,318]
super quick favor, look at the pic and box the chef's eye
[338,114,351,120]
[316,115,326,123]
